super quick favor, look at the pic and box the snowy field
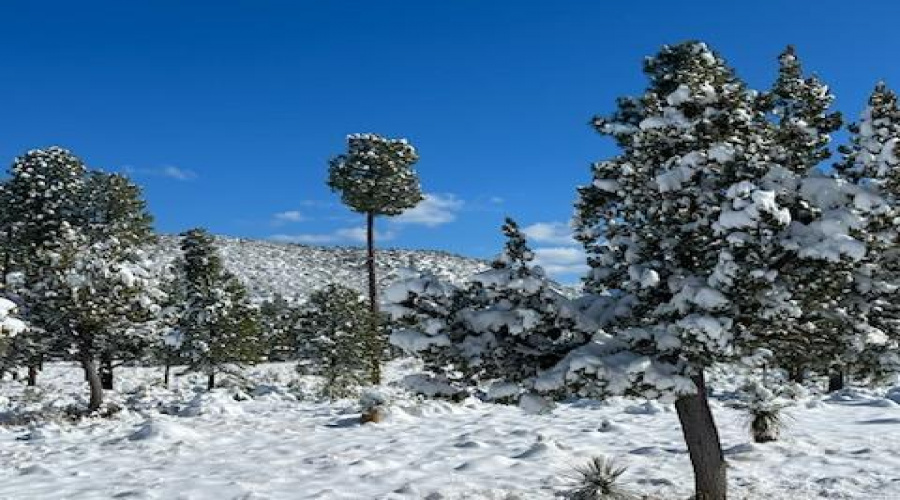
[2,361,900,499]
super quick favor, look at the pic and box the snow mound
[128,418,198,442]
[177,390,246,417]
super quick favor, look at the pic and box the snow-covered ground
[2,361,900,499]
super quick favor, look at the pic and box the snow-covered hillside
[150,235,489,302]
[2,361,900,499]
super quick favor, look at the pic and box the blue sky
[1,1,899,282]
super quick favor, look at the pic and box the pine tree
[572,43,784,498]
[327,133,422,384]
[388,218,592,401]
[755,47,854,388]
[766,45,842,176]
[176,228,261,390]
[831,83,900,383]
[299,284,377,398]
[456,218,591,398]
[0,147,86,384]
[258,293,301,361]
[36,234,162,410]
[565,42,871,499]
[0,150,164,409]
[383,268,463,391]
[82,171,158,390]
[153,267,184,388]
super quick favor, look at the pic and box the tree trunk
[207,371,216,390]
[828,369,845,392]
[163,358,171,388]
[366,210,382,385]
[787,365,804,384]
[675,371,727,500]
[99,351,114,390]
[366,211,378,314]
[81,355,104,412]
[26,364,38,386]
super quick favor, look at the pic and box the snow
[639,268,660,289]
[666,84,692,106]
[708,142,736,163]
[717,187,791,231]
[592,178,620,192]
[3,362,900,499]
[0,298,25,338]
[389,329,451,353]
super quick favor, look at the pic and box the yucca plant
[749,405,789,443]
[740,379,792,443]
[566,456,634,499]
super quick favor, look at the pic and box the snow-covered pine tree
[766,46,843,176]
[388,218,592,403]
[176,228,261,390]
[38,234,162,410]
[1,150,164,409]
[327,133,422,384]
[562,42,863,499]
[455,218,591,401]
[299,284,377,398]
[383,268,464,392]
[831,82,900,383]
[152,266,183,388]
[258,293,301,361]
[0,147,86,384]
[82,171,158,390]
[755,46,856,387]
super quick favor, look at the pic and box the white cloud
[270,233,335,244]
[159,165,198,181]
[393,193,464,227]
[333,227,397,243]
[122,165,198,181]
[489,196,505,204]
[523,221,575,245]
[533,246,588,277]
[270,226,395,245]
[298,200,335,208]
[272,210,306,224]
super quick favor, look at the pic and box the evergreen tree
[176,228,261,390]
[383,268,463,390]
[567,42,872,499]
[831,83,900,383]
[0,147,86,382]
[34,234,162,410]
[393,43,866,500]
[327,133,422,383]
[258,293,301,361]
[766,45,842,176]
[82,171,158,390]
[299,284,377,398]
[0,149,163,409]
[755,47,854,387]
[153,266,184,388]
[388,218,593,401]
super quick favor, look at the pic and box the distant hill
[151,235,489,302]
